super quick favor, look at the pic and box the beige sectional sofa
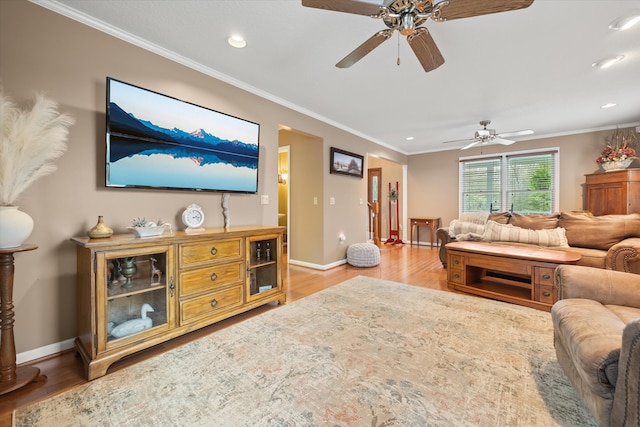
[436,212,640,274]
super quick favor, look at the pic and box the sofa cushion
[509,212,560,230]
[481,220,569,247]
[458,212,490,224]
[488,211,511,224]
[547,246,607,269]
[559,213,640,250]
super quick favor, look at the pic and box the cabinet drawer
[535,284,556,304]
[448,267,465,284]
[449,255,464,269]
[534,267,555,286]
[180,261,244,297]
[180,285,243,325]
[180,238,242,267]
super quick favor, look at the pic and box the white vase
[0,206,34,248]
[601,159,633,172]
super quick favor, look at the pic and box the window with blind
[459,148,558,214]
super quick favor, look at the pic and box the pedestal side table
[0,244,41,395]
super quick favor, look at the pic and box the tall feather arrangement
[0,88,75,206]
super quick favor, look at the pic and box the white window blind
[460,149,558,214]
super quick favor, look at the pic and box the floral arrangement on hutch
[0,87,74,248]
[596,128,638,172]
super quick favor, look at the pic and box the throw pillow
[482,220,569,247]
[488,211,511,224]
[559,212,640,250]
[509,213,560,230]
[448,220,485,239]
[458,212,490,224]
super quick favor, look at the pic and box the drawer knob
[210,246,218,255]
[210,272,218,281]
[542,291,551,297]
[210,298,218,308]
[454,260,460,265]
[453,274,460,279]
[542,274,551,280]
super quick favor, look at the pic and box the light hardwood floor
[1,243,448,423]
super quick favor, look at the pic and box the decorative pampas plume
[0,87,75,206]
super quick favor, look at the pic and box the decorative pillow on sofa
[458,212,490,224]
[488,211,511,224]
[482,220,569,247]
[509,212,560,230]
[448,220,485,239]
[559,212,640,250]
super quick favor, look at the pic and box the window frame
[458,147,560,216]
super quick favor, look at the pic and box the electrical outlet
[260,195,269,205]
[313,197,318,205]
[329,197,335,205]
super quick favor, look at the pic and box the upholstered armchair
[551,265,640,427]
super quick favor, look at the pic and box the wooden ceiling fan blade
[497,129,534,138]
[301,0,382,16]
[438,0,534,21]
[336,30,393,68]
[406,27,445,72]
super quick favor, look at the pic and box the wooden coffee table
[446,241,581,311]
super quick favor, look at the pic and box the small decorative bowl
[128,224,171,238]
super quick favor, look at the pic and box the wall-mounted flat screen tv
[106,77,260,193]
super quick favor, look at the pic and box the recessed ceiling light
[592,55,624,69]
[227,35,246,48]
[406,136,414,141]
[601,103,617,109]
[609,11,640,30]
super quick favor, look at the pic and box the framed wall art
[329,147,364,178]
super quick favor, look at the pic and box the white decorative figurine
[222,193,230,228]
[110,303,154,338]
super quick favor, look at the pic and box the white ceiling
[39,0,640,155]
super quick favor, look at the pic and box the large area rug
[14,276,597,426]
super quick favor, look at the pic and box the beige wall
[0,1,405,356]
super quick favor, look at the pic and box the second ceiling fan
[444,120,534,150]
[301,0,535,72]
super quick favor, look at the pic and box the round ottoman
[346,243,381,267]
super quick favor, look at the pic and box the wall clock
[182,204,205,232]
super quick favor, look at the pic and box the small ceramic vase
[88,215,114,239]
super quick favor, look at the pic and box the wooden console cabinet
[446,241,580,311]
[72,225,285,380]
[585,169,640,215]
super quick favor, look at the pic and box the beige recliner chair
[552,265,640,427]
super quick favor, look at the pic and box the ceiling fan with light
[443,120,534,150]
[301,0,535,72]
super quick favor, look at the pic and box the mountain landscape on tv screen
[108,102,258,168]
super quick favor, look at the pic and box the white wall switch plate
[261,195,269,205]
[329,197,335,205]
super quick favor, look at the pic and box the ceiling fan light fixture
[227,35,247,49]
[399,13,415,36]
[592,55,624,69]
[609,11,640,31]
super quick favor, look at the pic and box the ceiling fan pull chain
[397,32,401,66]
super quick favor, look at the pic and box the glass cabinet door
[246,234,281,301]
[96,245,174,351]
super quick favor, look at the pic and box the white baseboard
[17,338,75,365]
[288,258,347,270]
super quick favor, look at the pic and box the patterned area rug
[14,276,597,426]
